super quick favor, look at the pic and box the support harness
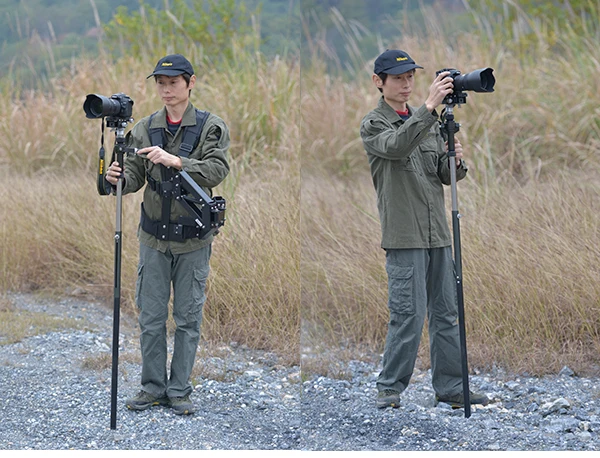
[140,109,216,242]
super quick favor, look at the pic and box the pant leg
[136,243,173,397]
[167,244,211,397]
[427,246,463,397]
[376,248,428,393]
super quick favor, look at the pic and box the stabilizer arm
[173,170,226,240]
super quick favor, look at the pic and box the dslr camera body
[435,67,495,105]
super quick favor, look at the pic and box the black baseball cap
[147,54,195,79]
[374,50,423,75]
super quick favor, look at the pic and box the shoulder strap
[148,111,166,148]
[147,109,210,155]
[179,109,210,158]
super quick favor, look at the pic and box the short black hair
[154,73,192,85]
[376,72,388,93]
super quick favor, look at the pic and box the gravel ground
[3,294,600,451]
[301,359,600,451]
[0,294,300,450]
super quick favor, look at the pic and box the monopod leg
[452,210,471,418]
[110,141,125,430]
[445,106,471,418]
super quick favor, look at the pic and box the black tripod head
[439,105,460,143]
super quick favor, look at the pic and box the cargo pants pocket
[135,264,144,310]
[189,267,209,323]
[386,265,415,315]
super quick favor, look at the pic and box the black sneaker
[126,390,170,410]
[170,394,195,415]
[435,390,490,408]
[376,389,400,409]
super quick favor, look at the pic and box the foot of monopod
[442,104,471,418]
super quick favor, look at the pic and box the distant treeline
[0,0,299,86]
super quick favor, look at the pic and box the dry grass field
[2,4,600,377]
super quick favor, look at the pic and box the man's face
[155,74,195,108]
[375,70,415,106]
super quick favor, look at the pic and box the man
[359,49,489,409]
[106,54,230,415]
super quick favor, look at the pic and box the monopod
[438,67,495,418]
[440,104,471,418]
[84,93,135,430]
[107,120,136,430]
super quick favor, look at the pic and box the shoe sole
[377,403,400,409]
[172,407,195,415]
[126,400,170,411]
[377,400,400,409]
[435,399,489,409]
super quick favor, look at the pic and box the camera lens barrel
[83,93,134,119]
[453,68,495,93]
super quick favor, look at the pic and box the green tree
[103,0,256,61]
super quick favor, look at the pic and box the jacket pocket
[391,155,415,172]
[422,149,439,175]
[386,265,414,315]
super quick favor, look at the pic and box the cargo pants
[377,247,463,397]
[135,243,211,398]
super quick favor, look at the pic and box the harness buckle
[160,180,174,199]
[179,142,193,155]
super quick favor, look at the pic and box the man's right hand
[105,161,123,186]
[425,71,454,112]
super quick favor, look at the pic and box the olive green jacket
[122,102,230,254]
[360,97,467,249]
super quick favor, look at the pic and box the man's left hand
[445,138,464,167]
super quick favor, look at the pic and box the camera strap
[97,117,113,196]
[145,108,210,241]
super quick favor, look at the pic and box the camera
[436,68,495,105]
[83,93,134,119]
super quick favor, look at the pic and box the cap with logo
[374,50,424,75]
[147,54,195,79]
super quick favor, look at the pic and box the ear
[188,74,196,89]
[372,74,383,89]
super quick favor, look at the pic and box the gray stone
[505,381,520,390]
[544,417,581,433]
[559,366,575,377]
[540,398,571,416]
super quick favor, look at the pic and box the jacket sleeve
[360,104,439,160]
[179,115,230,189]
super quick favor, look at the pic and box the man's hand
[137,146,182,169]
[425,71,454,112]
[105,161,122,186]
[445,138,464,167]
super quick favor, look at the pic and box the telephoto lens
[453,68,495,93]
[83,93,134,119]
[436,68,495,93]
